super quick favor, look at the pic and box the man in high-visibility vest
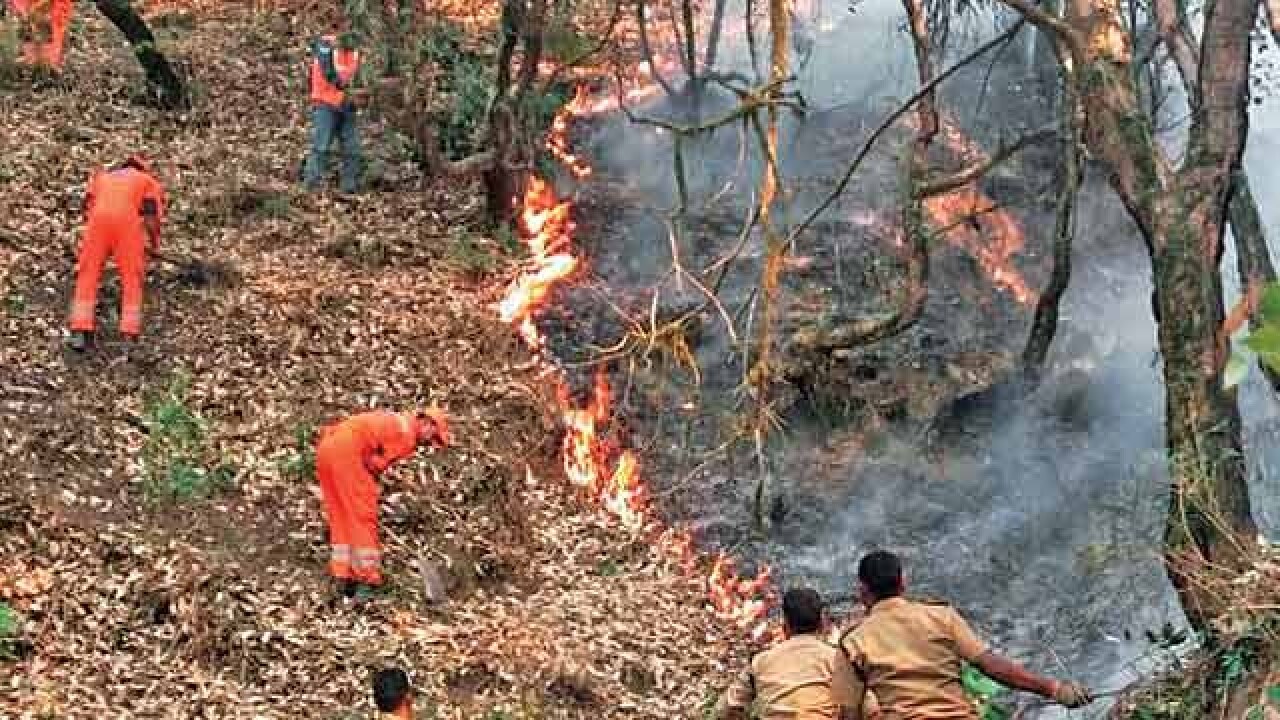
[68,156,166,351]
[302,17,365,194]
[316,408,451,601]
[8,0,72,69]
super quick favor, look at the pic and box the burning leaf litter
[0,5,759,717]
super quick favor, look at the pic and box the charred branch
[1022,83,1083,379]
[636,0,678,98]
[93,0,189,111]
[791,0,940,354]
[917,127,1057,198]
[703,0,728,76]
[788,19,1025,245]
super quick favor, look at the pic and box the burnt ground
[0,6,753,718]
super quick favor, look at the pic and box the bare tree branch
[1189,0,1258,174]
[1023,77,1083,378]
[1151,0,1199,89]
[995,0,1083,60]
[636,0,678,98]
[786,19,1026,247]
[792,0,940,353]
[917,127,1057,198]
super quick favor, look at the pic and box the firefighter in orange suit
[68,156,165,351]
[9,0,72,69]
[316,409,451,600]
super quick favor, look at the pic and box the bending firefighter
[68,156,166,351]
[840,551,1093,719]
[7,0,72,69]
[717,586,865,719]
[316,409,451,600]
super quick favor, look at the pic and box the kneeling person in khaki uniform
[717,586,866,719]
[840,551,1092,719]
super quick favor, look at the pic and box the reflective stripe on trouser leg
[351,547,382,585]
[329,543,353,580]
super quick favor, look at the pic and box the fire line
[498,88,780,644]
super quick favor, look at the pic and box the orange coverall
[9,0,72,69]
[316,412,423,585]
[69,167,166,337]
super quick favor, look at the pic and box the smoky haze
[552,0,1280,715]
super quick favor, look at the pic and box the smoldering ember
[4,0,1280,717]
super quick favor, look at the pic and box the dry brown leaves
[0,5,749,718]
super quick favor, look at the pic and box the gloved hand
[1052,681,1093,708]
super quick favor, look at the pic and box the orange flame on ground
[499,96,777,643]
[498,178,580,349]
[916,116,1037,306]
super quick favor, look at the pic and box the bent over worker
[8,0,72,69]
[68,156,165,351]
[316,409,451,600]
[716,586,865,720]
[302,17,365,194]
[840,551,1093,719]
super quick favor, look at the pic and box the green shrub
[445,228,496,277]
[417,22,492,161]
[0,601,20,660]
[279,423,317,481]
[141,372,235,501]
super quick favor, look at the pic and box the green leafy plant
[418,22,493,161]
[445,228,496,277]
[141,372,235,501]
[4,292,24,316]
[0,601,20,660]
[1226,283,1280,387]
[279,423,317,481]
[961,664,1010,720]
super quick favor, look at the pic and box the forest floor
[0,4,751,718]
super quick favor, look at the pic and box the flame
[914,116,1037,306]
[498,87,778,644]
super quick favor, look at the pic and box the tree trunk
[485,0,525,226]
[93,0,188,111]
[1022,67,1082,379]
[998,0,1259,632]
[1152,187,1256,629]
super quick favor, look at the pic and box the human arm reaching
[971,652,1092,707]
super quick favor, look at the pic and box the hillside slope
[0,6,748,718]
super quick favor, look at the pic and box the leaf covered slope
[0,6,748,718]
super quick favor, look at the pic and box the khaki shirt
[839,597,988,720]
[718,633,864,719]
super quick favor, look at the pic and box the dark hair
[857,550,903,600]
[781,586,824,635]
[372,667,411,712]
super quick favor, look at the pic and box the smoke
[554,0,1280,714]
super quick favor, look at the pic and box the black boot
[67,330,91,351]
